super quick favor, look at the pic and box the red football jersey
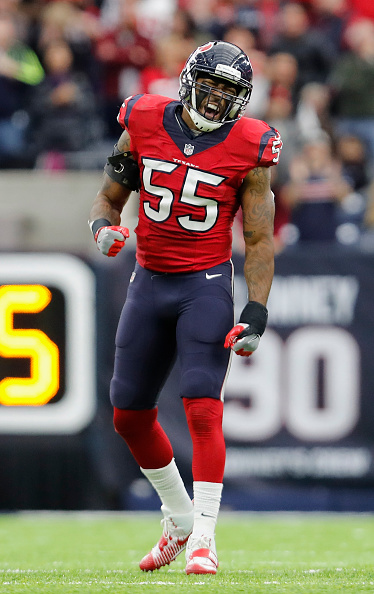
[118,94,281,273]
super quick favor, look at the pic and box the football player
[89,40,282,575]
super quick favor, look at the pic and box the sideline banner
[2,246,372,510]
[222,245,374,484]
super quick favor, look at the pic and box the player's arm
[225,166,275,356]
[240,166,275,305]
[89,129,140,257]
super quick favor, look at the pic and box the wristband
[89,219,111,237]
[239,301,268,336]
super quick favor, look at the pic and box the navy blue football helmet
[179,40,253,132]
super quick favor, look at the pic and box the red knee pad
[183,398,225,482]
[113,407,173,469]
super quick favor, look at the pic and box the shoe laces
[188,535,213,552]
[161,516,190,541]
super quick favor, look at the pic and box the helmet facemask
[180,62,252,132]
[193,76,245,120]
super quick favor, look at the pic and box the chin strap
[187,105,223,133]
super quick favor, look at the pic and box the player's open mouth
[204,102,222,120]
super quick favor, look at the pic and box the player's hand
[224,323,260,357]
[95,226,129,257]
[224,301,268,357]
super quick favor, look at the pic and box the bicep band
[104,144,141,191]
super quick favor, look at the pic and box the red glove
[95,226,129,257]
[224,323,260,357]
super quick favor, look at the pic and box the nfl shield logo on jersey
[184,143,195,156]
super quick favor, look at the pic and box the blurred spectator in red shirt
[350,0,374,21]
[266,51,299,112]
[94,0,153,138]
[139,33,193,98]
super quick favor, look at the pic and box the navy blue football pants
[110,260,234,410]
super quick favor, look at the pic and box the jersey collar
[163,102,235,156]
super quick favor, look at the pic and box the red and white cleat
[185,535,218,575]
[139,512,193,572]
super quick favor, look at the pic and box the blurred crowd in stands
[1,0,374,250]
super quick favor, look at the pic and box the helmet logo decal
[199,42,214,53]
[184,143,195,156]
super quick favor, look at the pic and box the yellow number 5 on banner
[0,285,59,406]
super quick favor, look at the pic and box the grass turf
[0,512,374,593]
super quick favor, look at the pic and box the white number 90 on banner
[224,327,361,443]
[0,254,96,434]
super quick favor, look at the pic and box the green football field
[0,512,374,593]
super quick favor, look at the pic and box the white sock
[141,458,193,517]
[192,481,223,539]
